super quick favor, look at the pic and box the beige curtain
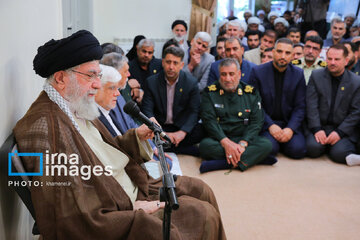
[189,0,216,40]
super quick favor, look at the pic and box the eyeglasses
[71,70,102,81]
[304,45,321,51]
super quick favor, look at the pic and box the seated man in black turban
[14,30,226,239]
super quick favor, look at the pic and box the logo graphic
[8,151,43,176]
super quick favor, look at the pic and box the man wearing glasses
[292,36,327,85]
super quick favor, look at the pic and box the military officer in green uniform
[199,58,273,173]
[292,36,327,85]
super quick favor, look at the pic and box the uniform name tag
[214,104,224,108]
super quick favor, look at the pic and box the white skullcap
[244,10,252,14]
[274,17,289,28]
[248,17,261,25]
[344,13,356,19]
[268,11,279,20]
[228,19,248,32]
[100,64,122,84]
[257,10,265,16]
[218,19,229,29]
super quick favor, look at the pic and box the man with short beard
[244,29,277,65]
[199,58,273,173]
[171,20,189,56]
[129,38,162,91]
[249,38,307,160]
[13,30,226,239]
[306,44,360,165]
[344,42,359,73]
[323,18,347,48]
[292,36,327,84]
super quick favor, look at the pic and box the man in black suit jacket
[142,46,202,156]
[306,44,360,164]
[249,38,307,159]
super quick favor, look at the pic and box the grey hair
[225,37,243,47]
[137,39,155,49]
[218,58,240,71]
[227,19,247,32]
[193,31,212,45]
[100,52,128,70]
[331,17,346,28]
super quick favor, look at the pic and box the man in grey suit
[183,31,215,92]
[244,29,277,65]
[306,44,360,164]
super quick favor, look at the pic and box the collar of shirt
[96,103,122,136]
[97,104,110,117]
[165,76,179,86]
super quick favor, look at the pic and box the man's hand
[326,131,341,145]
[279,128,293,143]
[136,124,154,141]
[153,148,173,161]
[269,124,283,141]
[128,78,140,89]
[220,138,244,167]
[167,130,187,147]
[187,52,201,72]
[314,130,327,145]
[133,200,165,214]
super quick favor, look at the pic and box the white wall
[93,0,192,57]
[0,0,63,239]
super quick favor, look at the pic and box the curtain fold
[189,0,216,40]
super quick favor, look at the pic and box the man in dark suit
[306,44,360,165]
[129,39,162,91]
[249,38,307,159]
[207,37,256,85]
[142,46,202,156]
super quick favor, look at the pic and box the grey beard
[174,34,186,43]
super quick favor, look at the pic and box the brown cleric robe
[14,91,226,240]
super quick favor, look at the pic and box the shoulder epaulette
[292,59,302,65]
[243,84,255,94]
[318,60,327,67]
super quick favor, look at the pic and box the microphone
[123,101,172,143]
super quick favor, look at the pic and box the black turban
[171,20,188,31]
[33,30,103,78]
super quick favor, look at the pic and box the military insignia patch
[219,89,224,95]
[318,61,327,67]
[208,85,217,91]
[244,85,253,93]
[238,88,243,95]
[292,59,301,65]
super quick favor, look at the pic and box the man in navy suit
[249,38,307,159]
[142,46,202,156]
[207,37,255,86]
[306,44,360,165]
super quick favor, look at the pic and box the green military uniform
[292,57,327,85]
[200,81,272,171]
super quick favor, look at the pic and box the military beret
[171,20,188,31]
[33,30,103,78]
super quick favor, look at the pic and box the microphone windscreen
[123,100,140,116]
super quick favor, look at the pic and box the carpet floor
[177,154,360,240]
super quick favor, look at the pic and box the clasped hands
[269,124,293,143]
[220,138,246,167]
[314,130,340,145]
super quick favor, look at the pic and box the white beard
[174,34,186,43]
[65,76,100,121]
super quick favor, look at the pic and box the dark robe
[14,91,226,240]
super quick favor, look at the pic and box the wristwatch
[239,141,247,148]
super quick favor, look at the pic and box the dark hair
[245,30,262,39]
[283,10,292,16]
[288,27,300,34]
[225,37,243,47]
[275,37,294,48]
[294,43,304,49]
[344,42,358,53]
[163,46,185,60]
[216,36,227,44]
[101,43,124,55]
[304,36,324,49]
[162,39,179,58]
[126,35,146,61]
[263,29,277,39]
[264,47,274,52]
[327,44,349,57]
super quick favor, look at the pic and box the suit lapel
[282,66,292,112]
[98,111,117,137]
[323,69,332,107]
[159,72,167,116]
[173,72,184,117]
[267,63,276,105]
[334,70,349,112]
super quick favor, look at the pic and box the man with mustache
[13,30,225,239]
[249,38,307,160]
[171,20,189,59]
[323,18,347,48]
[344,42,360,74]
[306,44,360,165]
[292,36,327,84]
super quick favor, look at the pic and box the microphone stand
[153,130,179,240]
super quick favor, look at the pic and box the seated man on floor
[95,63,173,168]
[306,44,360,165]
[142,46,203,156]
[199,58,273,173]
[14,30,226,239]
[249,38,307,160]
